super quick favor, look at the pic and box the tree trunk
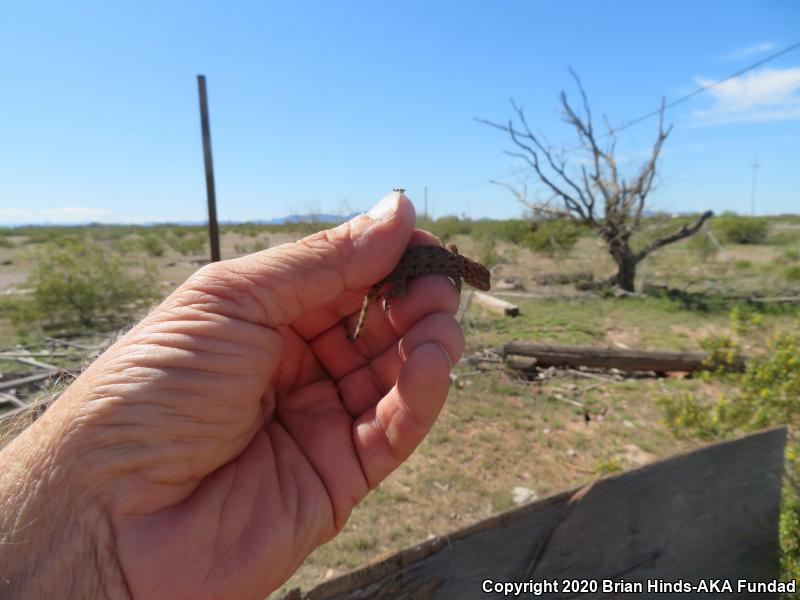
[614,256,637,292]
[608,239,638,292]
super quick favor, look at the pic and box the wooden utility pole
[749,155,760,216]
[197,75,221,262]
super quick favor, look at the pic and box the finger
[173,191,415,328]
[290,229,446,341]
[271,326,329,397]
[308,274,460,381]
[352,342,451,487]
[274,380,370,531]
[346,273,460,355]
[337,312,464,417]
[398,312,465,365]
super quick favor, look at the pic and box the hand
[0,192,464,599]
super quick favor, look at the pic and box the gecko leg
[349,286,381,341]
[453,275,462,295]
[383,279,406,313]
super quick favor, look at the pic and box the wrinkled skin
[0,193,464,600]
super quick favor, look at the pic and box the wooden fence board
[284,428,786,600]
[503,341,746,373]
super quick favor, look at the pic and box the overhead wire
[436,40,800,193]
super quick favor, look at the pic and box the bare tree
[481,71,713,292]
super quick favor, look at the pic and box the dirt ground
[0,220,797,596]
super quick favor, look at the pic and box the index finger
[289,229,448,342]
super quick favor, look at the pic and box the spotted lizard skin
[349,243,491,341]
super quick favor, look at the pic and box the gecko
[348,243,491,341]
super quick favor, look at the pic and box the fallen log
[473,292,519,317]
[503,341,746,373]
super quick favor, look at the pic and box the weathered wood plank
[504,341,746,373]
[0,369,59,392]
[284,428,786,600]
[473,292,520,317]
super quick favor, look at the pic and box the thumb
[187,191,416,327]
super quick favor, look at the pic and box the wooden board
[503,341,746,373]
[473,292,520,317]
[283,428,786,599]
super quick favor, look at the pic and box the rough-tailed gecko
[349,243,491,341]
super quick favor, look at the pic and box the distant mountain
[0,213,361,228]
[252,213,360,225]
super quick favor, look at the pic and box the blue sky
[1,0,799,224]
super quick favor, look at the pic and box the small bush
[770,231,800,246]
[169,232,206,256]
[233,239,269,255]
[713,213,769,244]
[478,238,502,269]
[687,232,719,260]
[733,259,753,269]
[472,219,532,244]
[139,234,166,257]
[12,238,160,329]
[660,320,800,583]
[525,219,587,255]
[429,216,472,241]
[785,249,800,262]
[785,266,800,282]
[112,237,143,256]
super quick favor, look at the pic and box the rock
[512,486,538,505]
[622,443,655,466]
[496,277,524,291]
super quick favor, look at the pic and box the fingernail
[429,342,453,369]
[367,192,400,221]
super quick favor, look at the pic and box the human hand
[0,192,464,599]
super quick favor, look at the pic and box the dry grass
[0,219,797,597]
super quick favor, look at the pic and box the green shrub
[713,213,769,244]
[472,219,532,244]
[429,216,472,241]
[660,320,800,583]
[733,259,753,269]
[478,238,502,269]
[525,219,587,255]
[139,234,166,257]
[770,231,800,246]
[785,266,800,282]
[233,239,269,255]
[687,231,719,260]
[169,232,206,256]
[112,237,143,256]
[785,249,800,262]
[12,238,160,329]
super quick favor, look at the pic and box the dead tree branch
[480,72,713,291]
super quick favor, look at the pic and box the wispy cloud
[0,206,112,225]
[689,66,800,126]
[722,41,777,62]
[40,207,112,220]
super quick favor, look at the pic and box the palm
[107,220,462,598]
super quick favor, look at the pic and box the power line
[613,40,800,134]
[437,40,800,193]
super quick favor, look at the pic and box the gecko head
[465,259,491,291]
